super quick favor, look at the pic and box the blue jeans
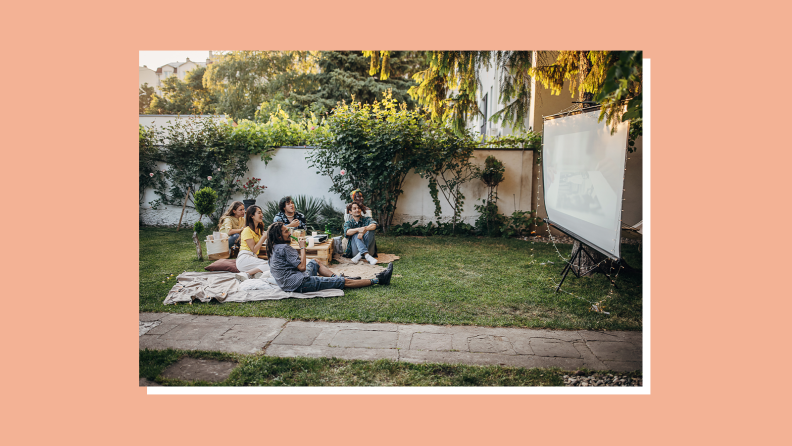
[295,260,346,292]
[228,233,241,250]
[351,230,375,256]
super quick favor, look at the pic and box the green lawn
[140,227,642,331]
[140,348,576,386]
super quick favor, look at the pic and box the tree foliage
[152,117,249,225]
[139,83,156,114]
[530,51,642,140]
[415,122,480,232]
[307,91,426,232]
[203,51,313,121]
[146,66,215,115]
[139,124,163,204]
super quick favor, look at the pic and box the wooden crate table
[291,239,333,266]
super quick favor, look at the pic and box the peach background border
[5,0,788,443]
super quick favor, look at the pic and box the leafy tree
[286,51,426,113]
[193,186,218,222]
[203,51,310,121]
[529,50,642,140]
[153,117,249,226]
[139,125,163,205]
[144,67,216,115]
[368,51,533,134]
[139,83,156,113]
[415,122,479,232]
[307,91,427,233]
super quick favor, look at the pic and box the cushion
[204,258,240,273]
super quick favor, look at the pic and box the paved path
[139,313,642,372]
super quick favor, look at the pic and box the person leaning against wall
[218,201,246,257]
[273,196,307,230]
[343,202,378,265]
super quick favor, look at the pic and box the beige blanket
[163,271,344,305]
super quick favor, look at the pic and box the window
[481,94,488,136]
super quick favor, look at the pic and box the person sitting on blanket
[218,201,246,257]
[234,205,270,282]
[343,202,378,265]
[273,195,307,230]
[263,221,392,292]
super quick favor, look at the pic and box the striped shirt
[268,243,307,292]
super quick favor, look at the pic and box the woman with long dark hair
[234,205,270,282]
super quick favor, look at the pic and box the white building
[139,52,217,94]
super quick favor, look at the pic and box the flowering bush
[241,177,267,200]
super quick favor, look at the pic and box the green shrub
[308,91,426,233]
[193,221,204,234]
[194,187,218,222]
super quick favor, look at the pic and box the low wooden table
[256,240,334,266]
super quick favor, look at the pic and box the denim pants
[295,259,346,292]
[228,233,241,250]
[351,230,376,256]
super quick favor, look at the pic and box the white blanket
[162,271,344,305]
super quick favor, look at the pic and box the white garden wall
[139,116,535,227]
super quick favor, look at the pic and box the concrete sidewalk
[139,313,642,372]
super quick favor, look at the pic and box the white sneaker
[351,253,362,264]
[365,254,377,265]
[234,272,250,282]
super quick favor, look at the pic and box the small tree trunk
[193,231,203,260]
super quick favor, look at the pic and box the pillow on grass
[204,258,239,273]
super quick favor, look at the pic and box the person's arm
[296,238,307,271]
[253,230,268,252]
[218,218,236,235]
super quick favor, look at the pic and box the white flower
[149,173,154,177]
[208,176,213,180]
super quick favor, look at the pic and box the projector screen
[542,111,630,259]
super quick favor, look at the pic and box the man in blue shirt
[342,202,378,264]
[266,222,392,292]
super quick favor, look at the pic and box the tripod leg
[556,246,581,293]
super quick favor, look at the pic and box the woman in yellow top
[218,201,246,256]
[234,205,270,282]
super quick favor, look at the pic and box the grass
[140,348,577,386]
[140,227,642,331]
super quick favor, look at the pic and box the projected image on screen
[542,112,629,258]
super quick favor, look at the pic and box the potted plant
[241,177,267,211]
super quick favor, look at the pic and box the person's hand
[298,237,306,249]
[357,232,364,240]
[289,219,300,228]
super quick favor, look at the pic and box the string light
[526,109,636,315]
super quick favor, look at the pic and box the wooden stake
[177,187,191,231]
[192,230,203,260]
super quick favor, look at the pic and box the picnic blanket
[333,253,400,265]
[163,271,343,305]
[328,263,386,280]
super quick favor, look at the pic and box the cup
[308,237,315,248]
[312,231,318,237]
